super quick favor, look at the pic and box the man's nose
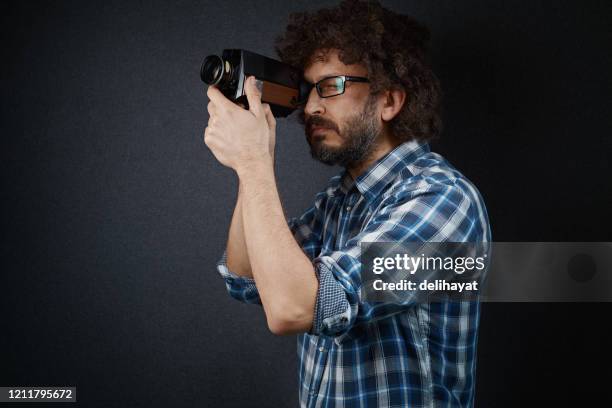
[304,88,325,117]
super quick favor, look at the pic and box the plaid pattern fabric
[217,140,491,407]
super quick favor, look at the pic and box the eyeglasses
[296,75,370,105]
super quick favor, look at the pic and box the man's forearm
[238,162,318,334]
[226,185,253,278]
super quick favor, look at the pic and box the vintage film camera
[201,49,306,117]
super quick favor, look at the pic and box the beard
[303,95,381,167]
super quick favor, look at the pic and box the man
[204,1,491,406]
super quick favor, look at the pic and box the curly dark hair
[275,0,442,142]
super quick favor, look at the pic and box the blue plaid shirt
[217,140,491,407]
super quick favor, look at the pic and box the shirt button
[345,205,352,212]
[318,346,326,352]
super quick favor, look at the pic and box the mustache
[304,114,340,137]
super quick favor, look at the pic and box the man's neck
[346,134,402,180]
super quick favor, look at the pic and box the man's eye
[322,82,341,92]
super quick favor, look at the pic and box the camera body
[201,49,302,117]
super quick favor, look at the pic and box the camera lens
[200,55,225,85]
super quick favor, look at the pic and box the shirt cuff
[217,251,261,304]
[310,259,352,337]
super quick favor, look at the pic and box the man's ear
[380,87,407,122]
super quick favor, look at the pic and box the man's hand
[204,76,276,173]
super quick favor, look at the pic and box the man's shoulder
[385,150,467,197]
[380,150,492,241]
[385,150,488,213]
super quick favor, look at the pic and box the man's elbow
[266,306,313,335]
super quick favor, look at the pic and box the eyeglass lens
[317,77,345,98]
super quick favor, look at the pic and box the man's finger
[207,101,215,116]
[262,103,276,129]
[206,86,236,112]
[244,76,263,116]
[203,126,210,146]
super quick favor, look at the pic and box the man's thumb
[245,76,263,116]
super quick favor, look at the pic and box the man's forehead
[310,50,329,64]
[303,50,367,82]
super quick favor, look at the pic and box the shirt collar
[334,140,431,203]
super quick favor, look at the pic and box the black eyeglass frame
[296,75,370,105]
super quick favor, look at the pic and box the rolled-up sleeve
[309,183,485,337]
[216,251,261,305]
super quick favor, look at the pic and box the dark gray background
[1,0,611,406]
